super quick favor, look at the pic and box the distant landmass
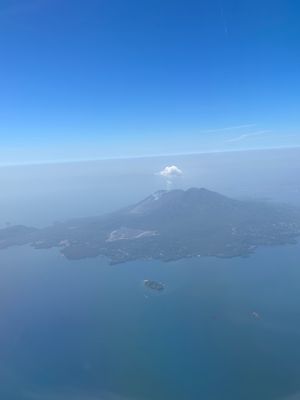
[1,188,300,264]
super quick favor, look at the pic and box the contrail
[227,130,271,143]
[220,2,228,35]
[202,124,256,133]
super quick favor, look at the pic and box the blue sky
[0,0,300,164]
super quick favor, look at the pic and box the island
[0,187,300,264]
[144,280,165,291]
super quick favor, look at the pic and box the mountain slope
[0,188,299,264]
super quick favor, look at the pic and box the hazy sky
[1,0,300,164]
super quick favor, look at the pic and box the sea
[1,148,300,400]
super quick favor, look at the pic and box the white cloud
[158,165,183,190]
[159,165,183,178]
[227,130,271,143]
[202,124,256,133]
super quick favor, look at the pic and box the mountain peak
[128,187,229,216]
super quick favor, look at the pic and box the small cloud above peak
[159,165,183,178]
[158,165,183,190]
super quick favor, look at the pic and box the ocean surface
[1,149,300,400]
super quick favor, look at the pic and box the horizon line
[0,145,299,168]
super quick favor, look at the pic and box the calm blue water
[1,150,300,400]
[1,243,300,400]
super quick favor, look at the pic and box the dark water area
[0,149,300,400]
[1,243,300,400]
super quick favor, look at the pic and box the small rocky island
[144,280,165,291]
[0,188,300,264]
